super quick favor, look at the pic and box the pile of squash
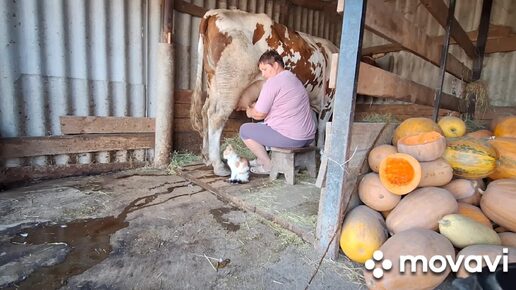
[339,116,516,290]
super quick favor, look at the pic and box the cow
[190,9,338,176]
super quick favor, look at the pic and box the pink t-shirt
[254,70,316,140]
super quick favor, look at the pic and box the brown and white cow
[190,9,338,176]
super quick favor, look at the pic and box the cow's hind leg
[201,98,210,164]
[207,102,233,176]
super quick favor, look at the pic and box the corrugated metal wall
[0,0,161,168]
[361,0,516,107]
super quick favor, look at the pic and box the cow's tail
[190,33,205,135]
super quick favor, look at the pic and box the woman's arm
[246,104,267,120]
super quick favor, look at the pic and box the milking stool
[269,146,317,185]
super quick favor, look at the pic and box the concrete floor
[0,167,366,290]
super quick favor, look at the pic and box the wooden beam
[484,35,516,54]
[363,25,515,56]
[288,0,335,11]
[365,0,472,82]
[60,116,155,135]
[0,134,154,160]
[0,162,147,190]
[419,0,477,59]
[357,62,465,112]
[174,0,207,17]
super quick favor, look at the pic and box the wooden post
[468,0,493,120]
[315,0,367,260]
[154,0,175,167]
[432,0,455,122]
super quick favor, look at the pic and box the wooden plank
[484,35,516,54]
[174,0,207,17]
[174,118,244,133]
[357,62,466,112]
[354,104,459,121]
[60,116,154,135]
[288,0,334,11]
[174,102,249,120]
[365,0,472,82]
[0,162,147,190]
[419,0,477,58]
[0,133,154,160]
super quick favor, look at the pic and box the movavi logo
[365,248,510,279]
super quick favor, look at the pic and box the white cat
[222,145,250,184]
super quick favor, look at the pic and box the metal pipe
[432,0,456,122]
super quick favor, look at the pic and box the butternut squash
[456,245,516,278]
[386,187,458,234]
[364,229,454,290]
[442,179,483,206]
[358,173,401,211]
[418,158,453,187]
[368,144,398,173]
[499,232,516,248]
[480,179,516,232]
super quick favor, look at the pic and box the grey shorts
[239,123,313,148]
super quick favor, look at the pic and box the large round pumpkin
[397,131,446,162]
[494,116,516,138]
[379,153,421,195]
[368,144,398,173]
[364,229,455,290]
[358,173,401,211]
[480,179,516,232]
[439,214,500,248]
[339,205,388,264]
[386,187,458,234]
[442,137,497,179]
[488,137,516,179]
[438,116,466,138]
[392,117,443,145]
[418,158,453,187]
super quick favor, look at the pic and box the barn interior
[1,0,516,289]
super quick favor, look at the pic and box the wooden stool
[269,146,317,185]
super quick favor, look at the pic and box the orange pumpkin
[466,129,493,139]
[457,202,492,228]
[397,131,446,162]
[379,153,421,195]
[392,117,443,145]
[494,116,516,138]
[488,137,516,179]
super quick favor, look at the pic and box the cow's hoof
[214,167,231,177]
